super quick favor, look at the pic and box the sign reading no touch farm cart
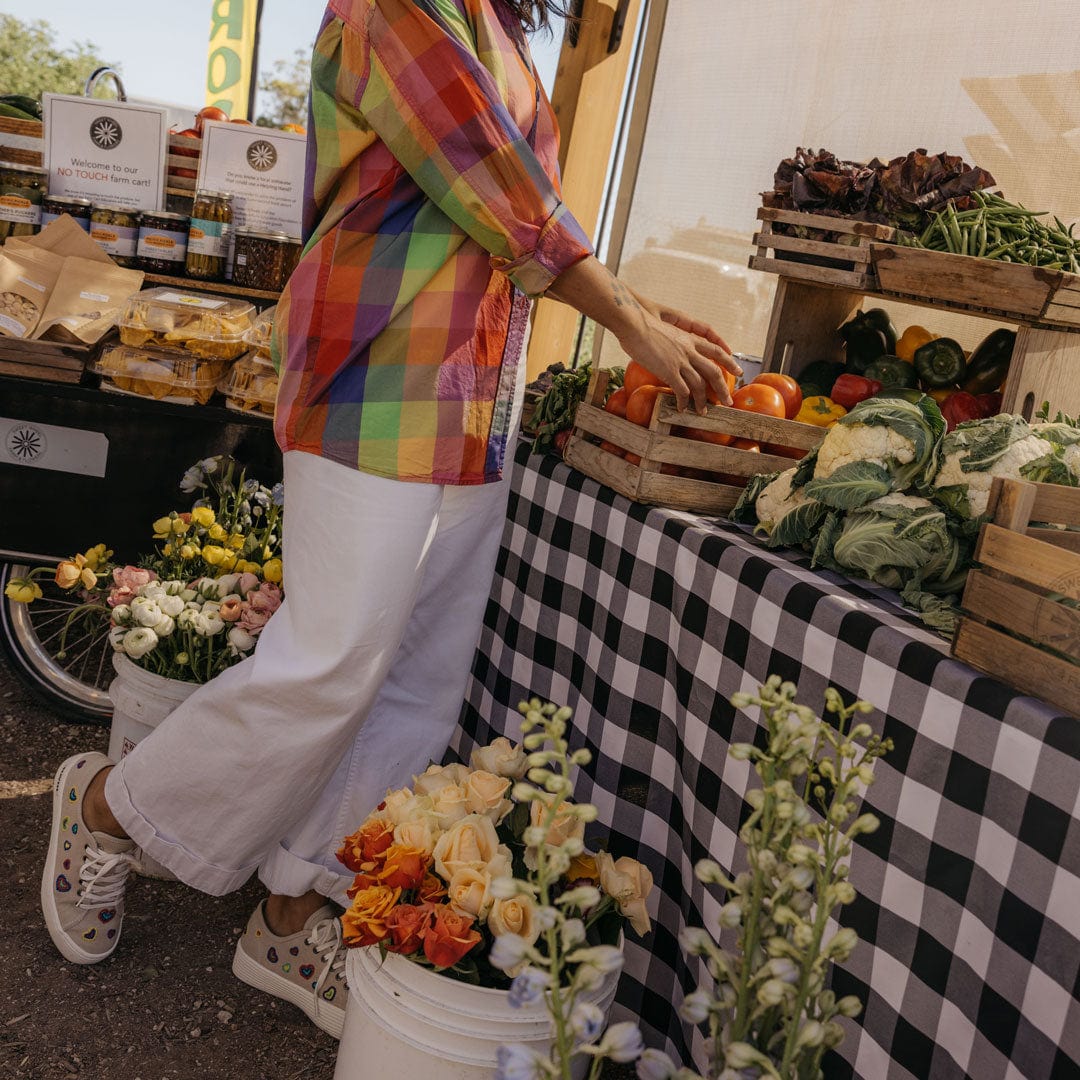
[42,95,169,212]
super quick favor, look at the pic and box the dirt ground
[0,653,638,1080]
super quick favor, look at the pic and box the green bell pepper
[863,355,921,390]
[796,359,846,398]
[913,337,967,389]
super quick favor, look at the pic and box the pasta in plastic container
[118,287,255,360]
[219,349,279,417]
[242,305,276,360]
[92,343,230,406]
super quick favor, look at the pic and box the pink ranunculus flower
[107,565,158,608]
[237,572,261,596]
[238,605,271,635]
[249,582,283,614]
[219,596,244,622]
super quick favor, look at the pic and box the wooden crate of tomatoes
[563,361,826,515]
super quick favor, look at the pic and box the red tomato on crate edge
[752,373,802,419]
[731,384,787,418]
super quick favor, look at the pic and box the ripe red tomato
[731,384,787,418]
[626,385,667,427]
[194,106,230,134]
[752,373,802,419]
[705,363,738,405]
[604,387,628,418]
[598,440,625,457]
[732,438,761,452]
[171,127,201,156]
[623,360,668,397]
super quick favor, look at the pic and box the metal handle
[83,67,127,102]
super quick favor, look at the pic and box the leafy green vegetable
[804,461,892,510]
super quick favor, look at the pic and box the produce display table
[451,440,1080,1080]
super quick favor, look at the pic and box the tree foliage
[255,48,310,130]
[0,16,116,99]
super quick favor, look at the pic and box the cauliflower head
[814,424,916,480]
[754,468,806,534]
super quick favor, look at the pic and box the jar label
[137,227,188,262]
[91,223,138,257]
[156,290,227,310]
[0,191,41,226]
[41,210,90,232]
[188,217,229,258]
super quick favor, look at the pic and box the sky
[0,1,566,117]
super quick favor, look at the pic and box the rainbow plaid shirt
[272,0,593,485]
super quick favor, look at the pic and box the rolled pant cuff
[258,842,353,906]
[105,764,258,896]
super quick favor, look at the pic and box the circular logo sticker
[6,423,47,463]
[89,115,123,150]
[246,140,278,172]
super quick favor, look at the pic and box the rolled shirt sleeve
[353,0,593,296]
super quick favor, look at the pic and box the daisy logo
[89,115,123,150]
[6,423,47,463]
[246,139,277,172]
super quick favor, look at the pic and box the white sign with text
[196,122,305,237]
[42,95,168,212]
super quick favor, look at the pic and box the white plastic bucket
[106,652,199,762]
[335,944,621,1080]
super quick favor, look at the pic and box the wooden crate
[953,476,1080,716]
[0,337,94,384]
[749,208,896,290]
[563,369,824,515]
[166,132,201,195]
[872,243,1080,330]
[0,116,43,168]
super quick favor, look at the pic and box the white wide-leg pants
[105,446,516,906]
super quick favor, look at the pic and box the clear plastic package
[242,305,276,359]
[92,342,229,405]
[118,287,254,360]
[219,349,279,416]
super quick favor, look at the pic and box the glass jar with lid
[137,210,190,274]
[185,189,234,282]
[41,194,93,232]
[232,228,302,291]
[89,206,141,268]
[0,161,46,239]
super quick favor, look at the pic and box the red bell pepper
[940,391,984,432]
[830,374,883,411]
[975,392,1003,419]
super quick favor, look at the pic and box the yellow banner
[206,0,262,120]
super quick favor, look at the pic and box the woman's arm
[545,255,741,412]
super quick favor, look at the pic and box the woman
[41,0,737,1040]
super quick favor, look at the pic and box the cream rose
[412,765,459,797]
[430,783,469,829]
[470,737,528,779]
[596,851,654,936]
[464,770,512,824]
[447,867,494,919]
[382,789,433,827]
[488,894,540,946]
[529,797,586,849]
[394,814,439,857]
[440,763,471,785]
[432,814,502,881]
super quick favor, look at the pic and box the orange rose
[346,871,379,899]
[566,853,600,884]
[423,904,481,968]
[341,884,402,947]
[337,816,395,872]
[377,844,429,892]
[385,903,430,955]
[419,873,448,904]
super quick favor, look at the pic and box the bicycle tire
[0,563,113,724]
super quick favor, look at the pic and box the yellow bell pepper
[927,387,957,404]
[895,325,937,363]
[795,396,847,426]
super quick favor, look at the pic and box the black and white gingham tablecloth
[451,441,1080,1080]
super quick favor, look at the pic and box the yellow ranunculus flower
[82,543,111,570]
[201,545,226,566]
[227,533,245,551]
[219,552,238,571]
[237,560,261,574]
[262,558,283,583]
[208,523,227,541]
[4,578,42,603]
[55,555,87,590]
[163,544,173,556]
[191,506,215,528]
[171,518,190,535]
[152,516,172,539]
[180,544,197,560]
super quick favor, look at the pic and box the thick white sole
[232,940,345,1040]
[40,756,118,966]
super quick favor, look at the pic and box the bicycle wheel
[0,563,113,724]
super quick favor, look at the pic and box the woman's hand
[545,256,740,413]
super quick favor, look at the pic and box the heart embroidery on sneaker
[71,823,78,835]
[61,817,70,831]
[289,946,299,956]
[266,947,278,963]
[300,964,314,979]
[281,963,291,974]
[68,787,77,802]
[55,875,71,892]
[107,928,116,939]
[76,760,86,768]
[98,908,116,923]
[322,987,336,1002]
[63,859,71,870]
[83,928,96,940]
[63,840,72,851]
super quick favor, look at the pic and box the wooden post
[525,0,642,381]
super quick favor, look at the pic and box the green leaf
[1021,452,1076,487]
[767,499,827,548]
[932,483,974,521]
[809,511,845,571]
[803,461,893,510]
[730,471,779,524]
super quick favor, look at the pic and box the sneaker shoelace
[307,917,347,986]
[76,845,132,910]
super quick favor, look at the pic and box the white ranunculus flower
[162,580,186,595]
[214,573,241,597]
[159,594,185,618]
[193,611,225,636]
[179,588,197,602]
[108,625,127,650]
[227,626,255,653]
[122,626,158,659]
[130,598,163,627]
[110,604,132,624]
[177,608,198,631]
[141,584,166,603]
[153,614,176,637]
